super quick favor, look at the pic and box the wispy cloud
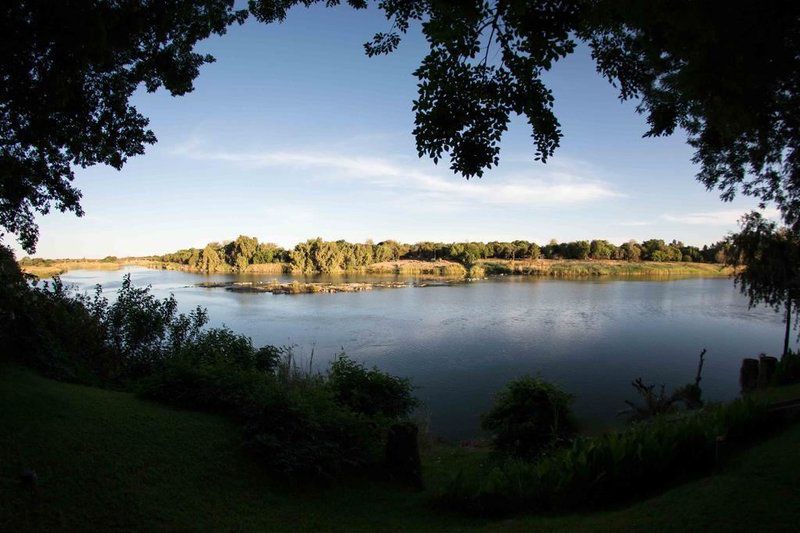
[172,140,622,207]
[661,208,780,226]
[616,220,652,227]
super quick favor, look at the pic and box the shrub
[4,260,418,482]
[774,351,800,385]
[481,376,576,460]
[141,345,415,479]
[328,353,417,419]
[244,385,381,479]
[24,279,115,384]
[440,397,770,516]
[99,274,208,377]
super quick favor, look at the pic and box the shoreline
[20,257,733,281]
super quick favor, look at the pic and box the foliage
[774,351,800,386]
[440,397,771,517]
[728,213,800,311]
[248,1,800,235]
[4,254,418,480]
[6,1,800,254]
[727,212,800,356]
[143,345,414,478]
[481,376,576,460]
[328,353,417,419]
[1,1,247,252]
[160,236,730,274]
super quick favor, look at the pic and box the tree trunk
[784,299,792,360]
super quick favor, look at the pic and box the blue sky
[21,4,774,258]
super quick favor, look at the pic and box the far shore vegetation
[19,235,733,279]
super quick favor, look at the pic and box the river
[60,267,788,440]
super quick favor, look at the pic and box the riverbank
[21,257,731,280]
[476,258,732,277]
[2,364,799,530]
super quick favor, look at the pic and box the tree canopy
[4,1,799,252]
[251,0,800,224]
[1,1,246,252]
[727,212,800,357]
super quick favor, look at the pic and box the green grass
[478,259,732,278]
[2,364,800,531]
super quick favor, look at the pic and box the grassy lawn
[2,364,799,531]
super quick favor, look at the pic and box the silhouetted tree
[250,1,800,230]
[8,2,800,254]
[727,213,800,358]
[1,1,247,252]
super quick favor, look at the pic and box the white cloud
[662,208,781,226]
[616,220,652,227]
[172,141,622,207]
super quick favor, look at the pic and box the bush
[774,351,800,385]
[141,345,416,479]
[3,256,418,481]
[440,397,770,516]
[24,279,116,384]
[328,353,417,419]
[481,376,576,460]
[244,385,381,479]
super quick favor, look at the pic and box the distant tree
[641,239,666,261]
[291,240,314,272]
[199,244,224,273]
[589,240,614,260]
[226,235,259,271]
[542,239,560,259]
[565,240,590,260]
[727,212,800,358]
[374,242,394,263]
[353,242,374,265]
[617,240,642,262]
[252,242,284,264]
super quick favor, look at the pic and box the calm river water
[60,267,788,440]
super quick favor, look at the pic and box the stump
[758,355,779,389]
[740,358,759,393]
[385,422,423,489]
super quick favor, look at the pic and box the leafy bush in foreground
[328,353,418,419]
[481,376,576,460]
[140,339,416,478]
[439,398,770,516]
[774,351,800,385]
[1,255,417,480]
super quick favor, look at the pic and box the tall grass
[437,398,771,516]
[479,259,731,278]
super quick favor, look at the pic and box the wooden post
[740,358,759,393]
[784,300,792,360]
[758,354,779,389]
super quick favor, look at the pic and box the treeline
[159,236,731,273]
